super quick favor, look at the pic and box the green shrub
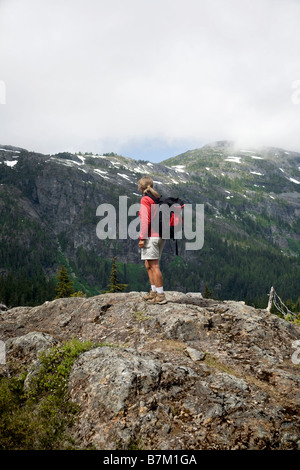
[0,338,101,450]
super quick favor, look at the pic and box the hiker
[138,176,167,304]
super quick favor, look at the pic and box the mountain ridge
[1,140,300,309]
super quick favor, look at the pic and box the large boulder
[0,291,300,449]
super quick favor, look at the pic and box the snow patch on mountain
[225,156,242,164]
[117,173,132,182]
[289,177,300,184]
[172,165,187,173]
[0,148,20,153]
[4,160,18,167]
[94,169,110,179]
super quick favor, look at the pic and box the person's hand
[138,240,145,248]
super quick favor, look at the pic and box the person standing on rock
[138,176,167,304]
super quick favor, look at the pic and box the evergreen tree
[70,290,86,297]
[55,265,74,299]
[103,257,128,293]
[203,285,213,299]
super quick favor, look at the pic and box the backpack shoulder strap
[145,192,161,204]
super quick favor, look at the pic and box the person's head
[138,176,160,199]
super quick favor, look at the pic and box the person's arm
[139,197,151,244]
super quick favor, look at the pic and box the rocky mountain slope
[1,141,300,307]
[1,291,300,450]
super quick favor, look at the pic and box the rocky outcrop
[1,291,300,450]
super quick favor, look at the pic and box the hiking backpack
[146,193,185,254]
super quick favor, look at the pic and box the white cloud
[0,0,300,160]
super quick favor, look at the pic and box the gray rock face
[1,291,300,450]
[6,331,58,356]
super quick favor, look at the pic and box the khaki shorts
[141,237,166,260]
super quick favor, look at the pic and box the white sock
[151,285,157,292]
[156,286,164,294]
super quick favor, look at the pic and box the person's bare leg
[143,260,158,300]
[147,259,163,288]
[145,260,155,286]
[146,259,166,304]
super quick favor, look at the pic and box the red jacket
[139,195,160,239]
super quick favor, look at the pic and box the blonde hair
[138,176,160,199]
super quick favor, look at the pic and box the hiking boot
[148,293,167,304]
[143,290,157,301]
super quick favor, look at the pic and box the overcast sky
[1,0,300,162]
